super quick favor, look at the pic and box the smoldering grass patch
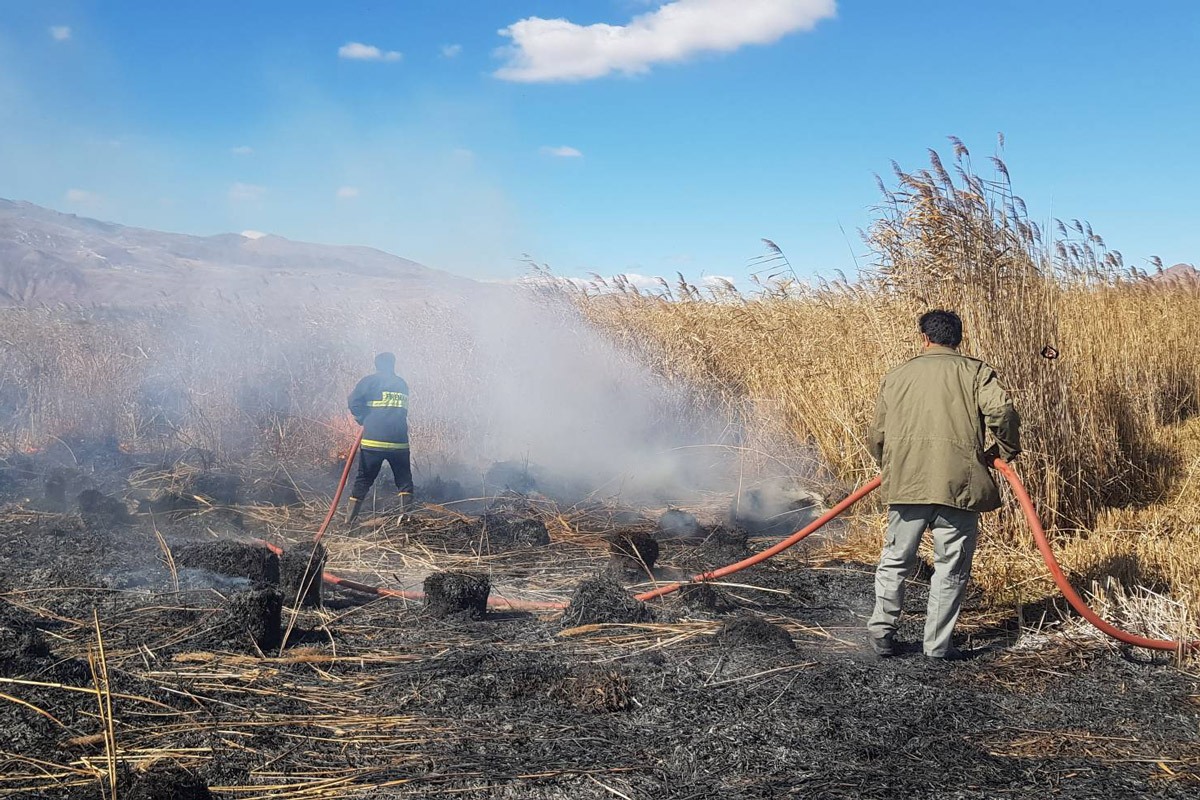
[658,508,701,541]
[76,488,132,527]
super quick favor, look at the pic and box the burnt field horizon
[1,431,1198,799]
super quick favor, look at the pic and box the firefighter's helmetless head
[374,352,396,374]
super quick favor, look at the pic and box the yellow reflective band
[367,391,408,409]
[360,439,410,450]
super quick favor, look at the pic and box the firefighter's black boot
[345,496,364,526]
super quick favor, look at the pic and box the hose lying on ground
[993,459,1197,654]
[276,446,1197,653]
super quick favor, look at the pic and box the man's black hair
[919,310,963,348]
[374,352,396,373]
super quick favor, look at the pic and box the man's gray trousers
[867,503,979,657]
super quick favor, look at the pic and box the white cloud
[441,43,463,58]
[451,147,476,164]
[241,230,267,240]
[541,145,583,158]
[229,182,266,203]
[230,145,254,156]
[49,26,71,42]
[338,42,403,62]
[620,273,667,291]
[336,186,360,199]
[495,0,836,83]
[64,188,100,206]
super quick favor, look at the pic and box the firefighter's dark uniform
[346,370,412,518]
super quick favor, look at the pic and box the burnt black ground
[0,455,1197,799]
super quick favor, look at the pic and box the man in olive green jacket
[866,310,1020,660]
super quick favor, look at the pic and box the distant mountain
[0,198,468,306]
[1150,262,1199,287]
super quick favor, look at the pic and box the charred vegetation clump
[207,587,283,651]
[550,669,634,713]
[561,575,652,627]
[478,512,551,551]
[76,488,132,527]
[607,530,660,574]
[424,571,491,620]
[677,582,735,613]
[715,613,795,651]
[175,541,280,585]
[279,543,326,608]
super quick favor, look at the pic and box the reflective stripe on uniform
[360,439,410,450]
[367,391,408,409]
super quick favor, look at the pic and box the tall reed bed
[575,139,1200,611]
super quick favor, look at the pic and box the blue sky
[0,1,1196,283]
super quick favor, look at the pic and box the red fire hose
[279,443,1197,653]
[632,476,883,601]
[313,436,360,545]
[993,459,1197,654]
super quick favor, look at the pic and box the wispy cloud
[541,145,583,158]
[230,145,254,156]
[49,26,72,42]
[336,186,360,199]
[441,44,463,58]
[229,182,266,203]
[64,188,100,206]
[338,42,403,62]
[495,0,836,83]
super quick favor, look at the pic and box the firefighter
[866,310,1020,660]
[345,352,413,524]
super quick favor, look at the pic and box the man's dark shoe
[871,635,897,658]
[925,646,966,662]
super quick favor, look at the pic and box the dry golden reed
[575,137,1200,614]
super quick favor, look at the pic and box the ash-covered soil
[0,450,1197,799]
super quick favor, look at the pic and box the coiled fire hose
[267,443,1198,653]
